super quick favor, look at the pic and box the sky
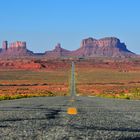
[0,0,140,54]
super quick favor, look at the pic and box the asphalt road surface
[0,62,140,140]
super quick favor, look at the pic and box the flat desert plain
[76,59,140,99]
[0,58,140,100]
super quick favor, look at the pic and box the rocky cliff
[71,37,135,58]
[45,43,70,58]
[0,37,137,58]
[0,41,33,57]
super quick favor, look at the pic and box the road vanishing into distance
[0,62,140,139]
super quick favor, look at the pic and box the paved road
[0,62,140,139]
[70,61,76,98]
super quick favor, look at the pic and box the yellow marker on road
[67,107,77,115]
[69,99,75,102]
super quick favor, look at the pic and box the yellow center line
[67,107,77,115]
[69,99,75,102]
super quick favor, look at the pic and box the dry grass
[76,62,140,100]
[0,68,70,101]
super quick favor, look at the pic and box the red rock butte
[9,41,26,49]
[0,37,138,58]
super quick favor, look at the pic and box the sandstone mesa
[0,37,137,58]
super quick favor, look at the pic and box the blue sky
[0,0,140,53]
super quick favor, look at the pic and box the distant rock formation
[2,41,8,51]
[9,41,26,49]
[71,37,135,58]
[0,37,137,58]
[0,41,33,57]
[45,43,70,58]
